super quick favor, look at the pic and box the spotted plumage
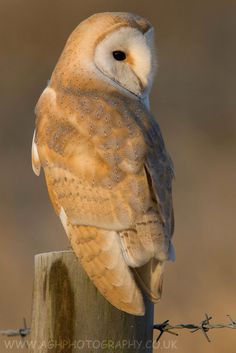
[32,12,175,315]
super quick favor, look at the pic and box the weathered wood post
[30,250,154,353]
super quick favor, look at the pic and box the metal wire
[1,314,236,344]
[0,318,30,338]
[153,314,236,342]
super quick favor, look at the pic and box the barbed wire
[153,314,236,342]
[1,314,236,343]
[0,318,30,338]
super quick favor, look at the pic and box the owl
[32,12,175,316]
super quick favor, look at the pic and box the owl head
[51,12,157,103]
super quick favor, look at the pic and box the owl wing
[130,113,175,302]
[113,103,175,302]
[32,88,174,312]
[32,88,149,315]
[144,115,175,240]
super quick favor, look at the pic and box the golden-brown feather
[67,224,145,315]
[32,12,175,315]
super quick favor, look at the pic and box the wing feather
[144,115,175,240]
[33,88,175,312]
[31,130,41,176]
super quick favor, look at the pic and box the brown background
[0,0,236,352]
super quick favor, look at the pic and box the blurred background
[0,0,236,352]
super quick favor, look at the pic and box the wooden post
[30,250,154,353]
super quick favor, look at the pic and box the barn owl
[32,12,175,316]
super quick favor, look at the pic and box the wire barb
[0,318,30,338]
[153,314,236,343]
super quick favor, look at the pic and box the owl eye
[112,50,126,61]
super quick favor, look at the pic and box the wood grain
[30,250,154,353]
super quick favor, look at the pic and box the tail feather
[67,224,145,315]
[133,258,164,302]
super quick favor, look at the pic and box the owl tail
[67,223,145,316]
[133,259,165,303]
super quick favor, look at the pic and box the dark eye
[112,50,126,61]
